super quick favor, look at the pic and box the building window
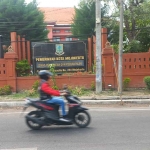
[65,30,71,33]
[53,37,60,41]
[53,30,60,33]
[66,37,72,41]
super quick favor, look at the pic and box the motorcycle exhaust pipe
[26,115,44,125]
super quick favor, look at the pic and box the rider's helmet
[38,70,53,81]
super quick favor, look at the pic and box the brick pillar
[93,28,108,63]
[4,52,18,92]
[88,37,92,71]
[92,36,96,62]
[27,41,31,64]
[102,28,108,50]
[10,32,18,54]
[102,42,116,89]
[22,37,26,59]
[17,35,22,61]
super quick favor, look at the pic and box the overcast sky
[25,0,80,7]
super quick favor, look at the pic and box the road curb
[80,96,150,100]
[1,99,150,107]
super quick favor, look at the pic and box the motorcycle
[22,91,91,130]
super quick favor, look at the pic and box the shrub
[90,81,95,91]
[112,44,119,53]
[68,86,85,96]
[123,77,131,90]
[32,80,39,91]
[16,59,30,76]
[124,40,142,53]
[144,76,150,90]
[52,85,59,90]
[24,81,40,97]
[0,85,12,95]
[24,89,37,97]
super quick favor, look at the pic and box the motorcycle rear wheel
[26,111,43,130]
[74,110,91,128]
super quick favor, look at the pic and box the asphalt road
[0,107,150,150]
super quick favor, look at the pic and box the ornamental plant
[49,64,59,90]
[144,76,150,90]
[0,85,11,95]
[123,77,131,91]
[16,59,30,76]
[32,80,39,91]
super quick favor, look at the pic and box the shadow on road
[26,126,94,136]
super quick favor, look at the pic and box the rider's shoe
[59,117,70,122]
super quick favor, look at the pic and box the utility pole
[95,0,102,93]
[118,0,123,95]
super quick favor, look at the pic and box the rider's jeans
[47,97,66,116]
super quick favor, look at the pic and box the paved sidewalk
[0,95,150,107]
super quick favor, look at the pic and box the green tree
[0,0,48,44]
[71,0,109,39]
[122,0,150,43]
[109,0,150,52]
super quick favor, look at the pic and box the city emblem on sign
[55,44,64,56]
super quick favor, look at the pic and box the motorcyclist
[38,70,69,122]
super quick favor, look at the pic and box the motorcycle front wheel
[74,110,91,128]
[26,111,43,130]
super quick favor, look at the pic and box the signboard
[32,41,87,73]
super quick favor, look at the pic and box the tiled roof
[39,7,75,24]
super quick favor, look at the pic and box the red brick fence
[0,29,149,92]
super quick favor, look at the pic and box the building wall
[46,26,77,41]
[47,26,53,40]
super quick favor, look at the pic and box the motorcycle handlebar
[59,90,71,95]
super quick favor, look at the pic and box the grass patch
[0,91,39,101]
[0,88,150,102]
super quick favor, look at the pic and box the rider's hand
[60,92,67,96]
[59,90,66,93]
